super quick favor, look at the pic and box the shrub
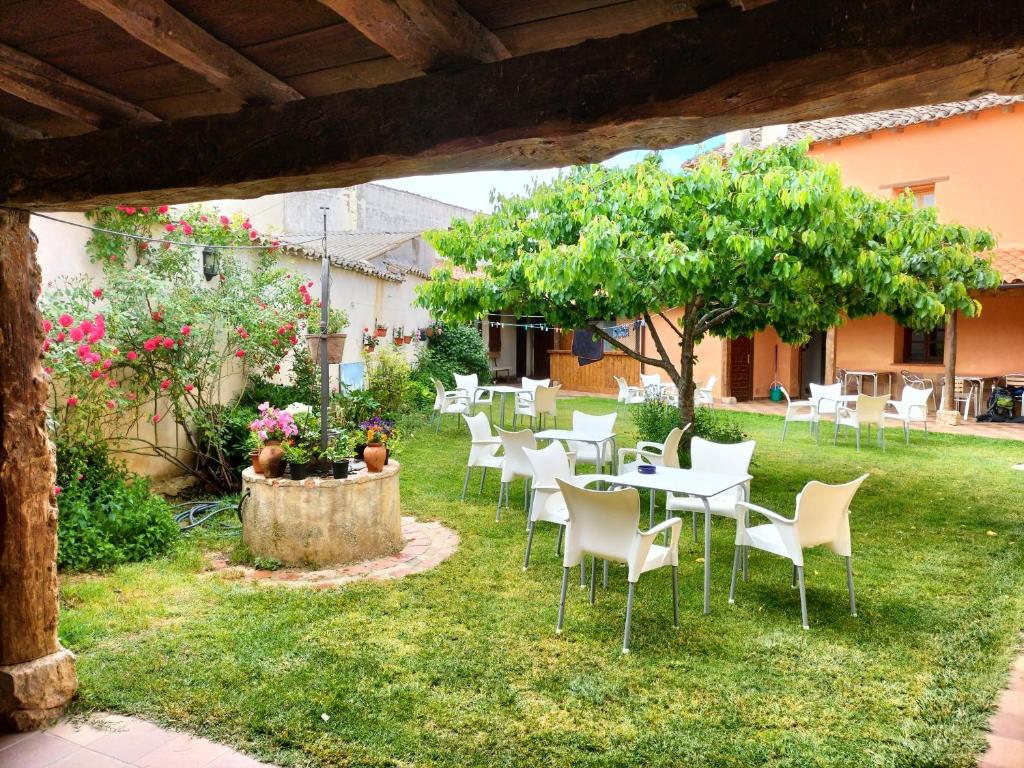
[365,344,413,418]
[412,323,490,390]
[56,438,178,571]
[630,394,747,465]
[693,406,747,445]
[192,403,259,486]
[331,386,381,432]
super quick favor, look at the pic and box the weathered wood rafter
[318,0,510,72]
[2,0,1024,211]
[76,0,303,105]
[0,115,43,140]
[0,41,158,129]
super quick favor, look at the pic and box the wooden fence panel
[549,350,640,394]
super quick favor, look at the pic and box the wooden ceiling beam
[76,0,303,106]
[2,0,1024,211]
[0,116,43,141]
[318,0,510,72]
[0,42,158,129]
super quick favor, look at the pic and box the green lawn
[59,397,1024,767]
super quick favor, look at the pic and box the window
[902,326,945,364]
[897,184,935,209]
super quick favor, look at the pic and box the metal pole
[319,207,330,453]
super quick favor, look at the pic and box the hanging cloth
[571,329,604,367]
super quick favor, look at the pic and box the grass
[59,397,1024,767]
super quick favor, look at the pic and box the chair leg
[622,581,636,654]
[461,467,471,500]
[589,556,597,605]
[555,524,564,556]
[742,544,749,582]
[523,478,530,510]
[523,521,535,570]
[846,556,857,617]
[855,426,860,452]
[671,566,679,629]
[495,483,505,521]
[649,490,655,528]
[792,563,798,588]
[479,467,487,493]
[904,422,909,444]
[603,559,609,589]
[556,566,570,634]
[728,545,740,604]
[797,565,809,630]
[782,418,788,441]
[692,511,698,543]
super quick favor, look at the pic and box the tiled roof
[273,231,424,281]
[984,247,1024,285]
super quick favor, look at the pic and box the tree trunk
[941,311,958,413]
[0,208,77,731]
[676,318,698,449]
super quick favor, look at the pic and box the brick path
[206,516,458,588]
[981,654,1024,767]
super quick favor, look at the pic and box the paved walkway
[981,655,1024,767]
[0,713,275,767]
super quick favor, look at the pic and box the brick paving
[205,516,458,588]
[981,655,1024,767]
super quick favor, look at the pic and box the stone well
[241,463,402,567]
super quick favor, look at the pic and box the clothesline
[479,318,646,335]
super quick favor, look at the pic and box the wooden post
[824,326,837,386]
[939,311,959,421]
[0,207,77,732]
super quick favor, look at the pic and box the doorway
[729,337,754,401]
[800,331,827,397]
[532,326,554,379]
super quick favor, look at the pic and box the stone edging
[205,516,458,588]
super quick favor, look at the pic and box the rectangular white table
[480,385,522,427]
[613,467,752,615]
[536,428,618,474]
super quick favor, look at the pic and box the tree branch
[586,323,664,368]
[643,312,678,381]
[657,311,684,340]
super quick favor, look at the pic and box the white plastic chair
[833,394,890,450]
[696,374,717,407]
[614,376,645,411]
[566,410,617,472]
[617,425,689,475]
[779,385,819,442]
[461,413,503,501]
[731,474,869,630]
[902,371,937,411]
[555,479,682,653]
[454,372,494,417]
[432,378,469,433]
[522,442,577,569]
[640,373,664,397]
[513,384,560,429]
[667,437,755,545]
[495,427,536,519]
[884,386,932,443]
[940,377,977,420]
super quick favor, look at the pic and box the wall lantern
[202,246,219,281]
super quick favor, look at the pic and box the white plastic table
[535,428,618,474]
[843,370,892,396]
[481,385,522,427]
[613,467,752,615]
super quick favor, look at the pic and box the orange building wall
[639,307,723,394]
[752,328,801,399]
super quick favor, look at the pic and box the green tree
[417,144,999,434]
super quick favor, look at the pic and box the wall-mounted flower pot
[394,337,405,346]
[375,327,387,338]
[332,459,350,479]
[403,335,412,344]
[306,333,347,364]
[289,461,311,480]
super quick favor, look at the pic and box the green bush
[192,403,259,486]
[239,349,318,410]
[56,439,178,571]
[693,405,747,445]
[331,386,381,432]
[412,323,491,391]
[630,394,747,465]
[365,344,413,418]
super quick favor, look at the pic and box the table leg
[702,497,712,615]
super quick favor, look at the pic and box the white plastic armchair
[614,376,645,410]
[779,385,819,442]
[522,442,577,569]
[514,384,560,429]
[516,377,550,403]
[640,373,665,397]
[454,372,494,416]
[617,424,690,475]
[566,410,617,471]
[884,386,932,443]
[461,413,503,501]
[495,427,537,519]
[731,474,869,630]
[555,479,682,653]
[432,378,470,433]
[833,394,890,450]
[695,375,717,407]
[666,437,755,544]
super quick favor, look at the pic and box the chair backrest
[809,382,842,413]
[521,377,550,395]
[640,373,662,390]
[572,410,617,436]
[704,375,717,393]
[854,394,890,425]
[464,411,493,442]
[523,441,573,489]
[432,377,446,406]
[557,480,640,564]
[660,426,689,469]
[614,376,630,401]
[533,384,560,414]
[901,385,932,407]
[454,373,478,393]
[794,474,869,549]
[1005,374,1024,387]
[497,427,536,478]
[778,385,793,404]
[690,436,755,477]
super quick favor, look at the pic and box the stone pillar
[0,208,77,731]
[824,326,837,387]
[937,311,962,425]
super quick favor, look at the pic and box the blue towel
[571,329,604,367]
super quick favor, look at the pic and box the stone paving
[981,654,1024,768]
[205,516,459,588]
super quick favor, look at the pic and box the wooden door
[532,327,553,379]
[729,337,754,401]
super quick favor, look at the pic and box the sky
[376,137,725,212]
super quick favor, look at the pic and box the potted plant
[374,322,388,338]
[403,332,413,344]
[393,325,405,346]
[362,328,378,352]
[325,432,352,479]
[359,416,395,473]
[246,432,263,474]
[283,442,314,480]
[306,307,349,365]
[248,403,299,479]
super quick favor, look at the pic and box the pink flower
[53,485,62,496]
[236,349,246,358]
[158,204,169,214]
[77,344,91,358]
[141,206,150,214]
[219,215,230,226]
[143,338,158,352]
[126,350,139,361]
[185,384,194,393]
[88,353,101,364]
[242,220,252,230]
[162,337,175,349]
[182,223,193,236]
[42,319,52,332]
[42,339,51,352]
[80,319,94,334]
[55,332,65,343]
[66,396,78,406]
[69,327,84,343]
[93,288,103,298]
[106,400,116,409]
[43,366,53,375]
[249,230,259,240]
[160,379,170,390]
[200,215,209,223]
[90,370,102,379]
[151,311,164,322]
[124,206,136,215]
[180,324,191,336]
[102,358,112,369]
[58,313,74,328]
[152,414,161,423]
[108,380,118,389]
[165,223,176,232]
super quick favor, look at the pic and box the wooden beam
[76,0,303,106]
[318,0,509,72]
[3,0,1024,211]
[0,115,43,141]
[0,42,158,129]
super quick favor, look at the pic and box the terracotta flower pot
[375,327,387,338]
[394,337,405,346]
[403,335,412,344]
[258,442,285,479]
[250,449,263,474]
[364,443,387,473]
[306,333,347,364]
